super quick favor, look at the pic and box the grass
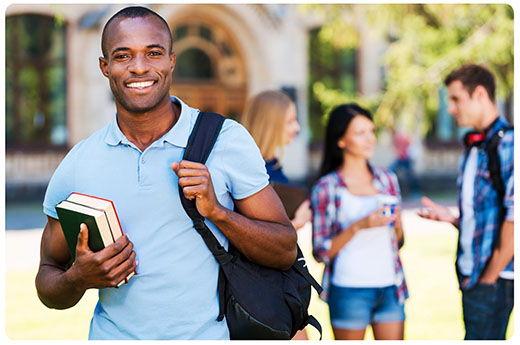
[4,211,514,340]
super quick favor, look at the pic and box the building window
[176,48,213,79]
[199,25,212,42]
[6,14,67,149]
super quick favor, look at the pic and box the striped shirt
[310,166,409,304]
[457,116,514,289]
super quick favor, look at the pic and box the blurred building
[7,3,504,202]
[6,4,315,201]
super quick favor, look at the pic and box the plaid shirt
[457,116,514,289]
[310,166,409,304]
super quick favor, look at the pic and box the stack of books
[55,193,135,286]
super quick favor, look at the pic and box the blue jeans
[328,285,405,330]
[461,278,514,340]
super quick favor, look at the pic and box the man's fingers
[103,244,137,279]
[182,185,207,199]
[171,161,180,175]
[92,234,132,263]
[178,176,208,188]
[421,196,436,208]
[176,168,210,179]
[76,223,91,253]
[179,160,207,170]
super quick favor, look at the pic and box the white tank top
[331,189,396,287]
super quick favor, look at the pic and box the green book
[55,193,135,286]
[55,200,113,262]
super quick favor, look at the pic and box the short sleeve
[42,145,79,219]
[219,120,269,200]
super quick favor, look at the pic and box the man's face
[99,16,175,114]
[446,80,482,129]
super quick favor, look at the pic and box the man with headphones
[418,64,514,340]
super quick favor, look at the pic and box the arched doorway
[169,16,247,120]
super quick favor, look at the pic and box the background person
[418,64,514,340]
[240,90,311,231]
[310,104,408,340]
[240,90,311,340]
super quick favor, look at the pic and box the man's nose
[128,54,150,74]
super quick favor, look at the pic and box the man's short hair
[444,64,496,102]
[101,6,173,58]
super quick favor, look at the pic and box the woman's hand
[291,200,312,230]
[355,206,397,231]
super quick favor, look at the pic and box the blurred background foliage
[303,4,514,142]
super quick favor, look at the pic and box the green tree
[303,4,514,137]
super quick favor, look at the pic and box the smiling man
[36,7,297,340]
[419,64,514,340]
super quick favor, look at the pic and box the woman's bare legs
[332,327,366,340]
[371,321,404,340]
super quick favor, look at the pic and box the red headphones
[463,131,485,148]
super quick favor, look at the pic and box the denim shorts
[328,284,405,330]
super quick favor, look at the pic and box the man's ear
[170,52,176,73]
[99,57,109,78]
[474,85,489,102]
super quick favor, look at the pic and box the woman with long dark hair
[311,104,408,340]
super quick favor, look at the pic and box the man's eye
[115,54,129,59]
[149,51,162,56]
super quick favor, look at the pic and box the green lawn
[4,213,514,340]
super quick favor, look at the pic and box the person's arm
[479,221,514,284]
[35,216,137,309]
[172,160,297,270]
[394,206,405,248]
[418,196,459,228]
[328,206,397,259]
[291,199,312,230]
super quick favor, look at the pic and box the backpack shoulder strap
[178,112,232,266]
[183,111,226,165]
[485,126,513,223]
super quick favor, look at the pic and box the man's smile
[125,80,156,90]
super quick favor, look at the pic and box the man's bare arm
[173,160,297,270]
[35,216,137,309]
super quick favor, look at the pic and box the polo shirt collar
[104,96,196,148]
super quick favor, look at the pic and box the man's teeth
[127,81,154,88]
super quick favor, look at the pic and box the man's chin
[120,100,161,114]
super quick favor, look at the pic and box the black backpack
[464,125,513,225]
[485,126,513,225]
[178,112,323,340]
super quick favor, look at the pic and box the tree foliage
[303,4,514,136]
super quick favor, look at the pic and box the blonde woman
[242,90,311,340]
[241,90,311,231]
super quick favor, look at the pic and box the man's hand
[36,216,137,309]
[172,160,225,221]
[172,160,297,269]
[418,196,458,225]
[68,223,137,290]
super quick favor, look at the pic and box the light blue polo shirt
[43,96,269,339]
